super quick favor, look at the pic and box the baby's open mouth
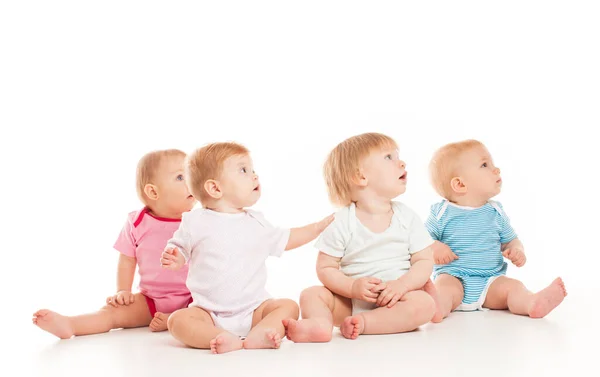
[399,172,407,180]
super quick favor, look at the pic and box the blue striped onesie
[425,200,517,310]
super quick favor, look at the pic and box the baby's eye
[176,174,184,181]
[385,154,392,160]
[241,167,247,173]
[481,163,488,168]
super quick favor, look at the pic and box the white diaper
[210,308,255,338]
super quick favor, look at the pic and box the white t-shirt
[315,201,434,282]
[166,208,290,315]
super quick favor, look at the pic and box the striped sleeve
[425,205,442,241]
[496,202,517,243]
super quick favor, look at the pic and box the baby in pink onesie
[33,149,196,338]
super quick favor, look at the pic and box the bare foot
[149,312,169,332]
[340,315,364,340]
[528,278,568,318]
[423,279,444,323]
[243,328,282,349]
[209,332,244,354]
[282,318,332,343]
[32,309,74,339]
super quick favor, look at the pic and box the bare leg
[422,279,444,323]
[484,276,567,318]
[433,274,465,320]
[167,307,243,354]
[243,299,299,349]
[283,286,351,343]
[339,290,435,340]
[32,293,153,339]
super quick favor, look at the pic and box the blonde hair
[185,142,250,203]
[429,139,485,199]
[324,132,398,207]
[136,149,187,206]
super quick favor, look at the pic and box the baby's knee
[166,309,185,333]
[409,291,436,322]
[300,286,332,304]
[277,298,300,319]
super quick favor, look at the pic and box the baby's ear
[450,177,467,194]
[204,179,222,199]
[353,168,368,187]
[143,183,159,201]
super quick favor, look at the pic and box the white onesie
[166,208,290,337]
[315,201,434,314]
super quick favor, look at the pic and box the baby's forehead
[225,153,252,166]
[157,155,185,175]
[458,146,492,163]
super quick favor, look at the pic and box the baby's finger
[387,294,402,308]
[368,278,382,285]
[371,283,387,292]
[130,294,135,304]
[377,288,390,306]
[107,296,117,307]
[163,253,177,261]
[452,252,459,260]
[379,293,393,307]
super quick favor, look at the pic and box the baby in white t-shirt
[160,142,333,354]
[284,133,442,342]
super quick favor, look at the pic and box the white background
[1,1,598,376]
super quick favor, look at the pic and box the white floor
[14,287,596,377]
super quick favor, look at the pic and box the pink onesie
[114,208,191,315]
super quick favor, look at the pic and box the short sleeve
[314,209,350,258]
[495,202,518,243]
[247,210,290,258]
[425,205,442,241]
[166,214,193,262]
[407,210,435,255]
[113,214,136,258]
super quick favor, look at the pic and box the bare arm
[376,245,434,307]
[501,238,526,267]
[285,214,334,251]
[106,253,137,307]
[399,244,434,291]
[316,252,354,298]
[315,252,381,302]
[501,238,523,252]
[117,253,136,292]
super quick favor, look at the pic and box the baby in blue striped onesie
[425,139,566,322]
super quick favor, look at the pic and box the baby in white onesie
[160,142,333,354]
[284,132,442,343]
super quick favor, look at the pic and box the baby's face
[361,147,408,199]
[155,155,196,214]
[455,145,502,201]
[219,153,261,208]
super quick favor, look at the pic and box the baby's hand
[106,290,134,307]
[351,277,384,303]
[433,241,458,265]
[376,279,409,308]
[503,247,526,267]
[315,214,335,233]
[161,247,185,270]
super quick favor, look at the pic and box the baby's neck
[354,193,392,215]
[147,204,183,220]
[450,196,489,208]
[205,200,245,214]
